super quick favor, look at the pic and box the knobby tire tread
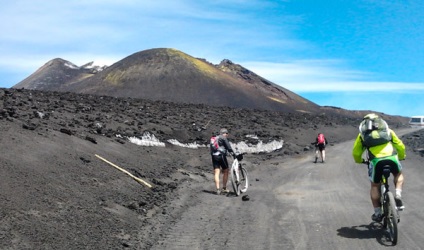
[385,192,398,245]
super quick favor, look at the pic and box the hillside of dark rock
[0,87,417,249]
[402,129,424,157]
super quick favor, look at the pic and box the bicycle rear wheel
[384,192,398,245]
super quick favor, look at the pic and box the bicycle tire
[230,159,239,195]
[239,167,248,194]
[385,192,398,245]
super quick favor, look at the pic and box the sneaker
[221,187,230,193]
[216,189,221,195]
[371,213,383,222]
[395,195,404,210]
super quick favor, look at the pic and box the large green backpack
[359,114,392,147]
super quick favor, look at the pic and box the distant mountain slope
[13,48,320,113]
[14,59,106,91]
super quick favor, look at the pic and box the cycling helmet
[363,113,378,120]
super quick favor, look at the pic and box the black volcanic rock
[0,87,413,248]
[402,130,424,156]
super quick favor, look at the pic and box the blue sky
[1,0,423,117]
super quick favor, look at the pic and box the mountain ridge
[12,48,409,122]
[13,48,320,113]
[14,58,106,90]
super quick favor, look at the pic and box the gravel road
[151,128,424,249]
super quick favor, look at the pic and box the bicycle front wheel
[239,167,248,194]
[230,160,239,196]
[385,192,398,245]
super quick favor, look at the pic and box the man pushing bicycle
[210,128,235,195]
[352,113,406,222]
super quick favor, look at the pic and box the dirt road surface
[151,128,424,249]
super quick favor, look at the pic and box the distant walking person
[312,133,328,163]
[352,113,406,222]
[210,128,235,195]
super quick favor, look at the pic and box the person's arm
[352,134,365,163]
[223,138,234,154]
[391,130,406,160]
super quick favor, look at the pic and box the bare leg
[214,168,221,190]
[321,150,326,162]
[370,182,381,208]
[394,172,404,190]
[314,149,319,162]
[222,168,229,189]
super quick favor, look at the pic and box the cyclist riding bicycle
[352,113,406,222]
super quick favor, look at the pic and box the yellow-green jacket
[352,129,406,163]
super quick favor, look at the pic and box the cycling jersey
[352,129,406,163]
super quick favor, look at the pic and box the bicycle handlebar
[232,152,245,160]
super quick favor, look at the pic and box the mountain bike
[230,153,248,196]
[364,160,400,245]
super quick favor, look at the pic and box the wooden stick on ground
[95,154,152,188]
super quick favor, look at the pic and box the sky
[1,0,423,117]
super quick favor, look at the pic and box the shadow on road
[337,223,380,239]
[202,189,240,198]
[337,223,394,246]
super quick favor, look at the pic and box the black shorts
[212,154,229,170]
[369,156,402,183]
[316,144,326,151]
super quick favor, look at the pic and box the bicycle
[364,160,400,245]
[230,153,248,196]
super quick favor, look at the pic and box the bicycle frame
[382,167,399,245]
[380,168,391,214]
[368,161,399,245]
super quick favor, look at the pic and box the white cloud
[243,60,424,93]
[2,0,423,102]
